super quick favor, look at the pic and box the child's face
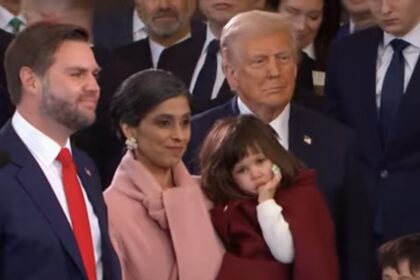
[231,149,275,195]
[382,259,420,280]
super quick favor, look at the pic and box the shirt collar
[237,97,290,149]
[203,24,218,53]
[0,5,25,31]
[302,42,315,60]
[383,21,420,49]
[12,111,72,167]
[133,9,145,33]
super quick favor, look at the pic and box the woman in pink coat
[104,69,224,280]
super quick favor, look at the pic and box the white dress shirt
[375,22,420,108]
[237,97,290,150]
[132,9,147,42]
[0,5,25,34]
[12,111,103,280]
[189,24,225,100]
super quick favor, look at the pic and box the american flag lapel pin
[85,167,92,177]
[303,135,312,145]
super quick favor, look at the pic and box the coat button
[380,170,389,178]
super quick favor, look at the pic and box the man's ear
[19,66,41,97]
[221,48,239,92]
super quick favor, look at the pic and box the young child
[199,115,339,280]
[378,233,420,280]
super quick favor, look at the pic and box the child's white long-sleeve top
[256,199,294,263]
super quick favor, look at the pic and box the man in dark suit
[325,0,420,265]
[0,22,120,280]
[184,10,370,280]
[115,0,197,73]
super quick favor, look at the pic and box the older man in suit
[0,22,121,280]
[325,0,420,276]
[184,10,370,280]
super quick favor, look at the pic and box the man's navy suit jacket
[0,122,121,280]
[184,97,371,280]
[325,27,420,242]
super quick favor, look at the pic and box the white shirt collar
[203,24,218,54]
[302,42,315,60]
[237,97,290,150]
[11,111,72,167]
[383,21,420,49]
[0,5,25,33]
[132,9,147,41]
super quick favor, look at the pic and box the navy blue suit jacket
[184,97,371,280]
[0,122,121,280]
[325,27,420,242]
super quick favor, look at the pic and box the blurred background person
[336,0,376,40]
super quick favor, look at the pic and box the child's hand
[258,164,282,204]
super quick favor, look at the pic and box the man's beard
[40,87,97,132]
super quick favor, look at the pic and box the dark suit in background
[0,122,121,280]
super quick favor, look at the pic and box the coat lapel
[1,124,86,277]
[288,104,315,165]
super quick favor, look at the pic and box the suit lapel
[288,104,315,165]
[1,124,86,277]
[159,23,206,86]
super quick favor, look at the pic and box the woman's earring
[125,137,138,150]
[271,164,281,176]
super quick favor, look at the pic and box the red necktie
[57,148,97,280]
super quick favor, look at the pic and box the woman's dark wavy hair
[109,69,191,139]
[199,115,301,205]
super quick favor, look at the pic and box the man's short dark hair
[4,21,89,105]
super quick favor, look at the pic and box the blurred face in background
[278,0,323,48]
[343,0,370,14]
[135,0,195,42]
[367,0,420,37]
[199,0,265,33]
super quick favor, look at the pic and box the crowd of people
[0,0,419,279]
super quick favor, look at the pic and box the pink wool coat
[104,152,225,280]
